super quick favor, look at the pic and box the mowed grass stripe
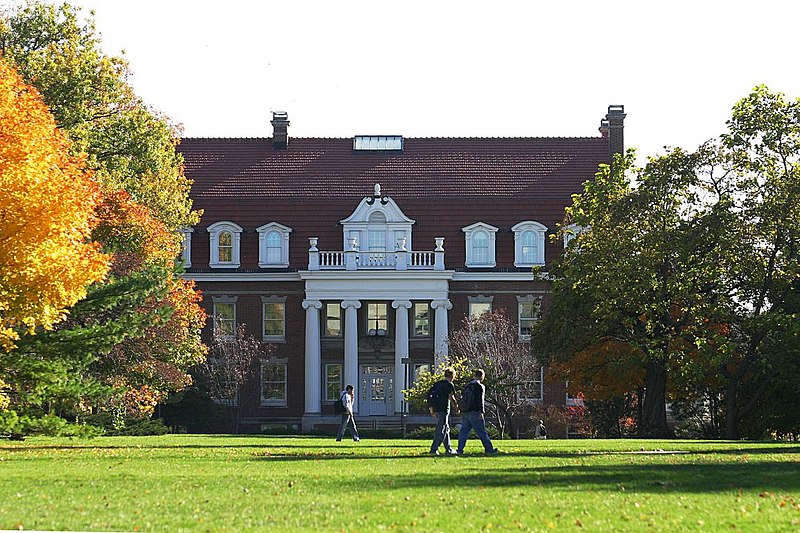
[1,436,798,531]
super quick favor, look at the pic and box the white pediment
[340,195,415,225]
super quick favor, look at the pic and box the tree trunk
[639,360,671,438]
[725,379,740,439]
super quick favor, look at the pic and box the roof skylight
[353,136,403,151]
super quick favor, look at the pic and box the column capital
[341,300,362,309]
[302,299,323,310]
[391,300,412,310]
[431,299,453,310]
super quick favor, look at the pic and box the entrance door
[361,365,394,416]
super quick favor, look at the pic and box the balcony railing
[308,237,445,271]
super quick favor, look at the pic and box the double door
[361,365,394,416]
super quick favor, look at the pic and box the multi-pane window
[208,357,237,406]
[469,302,492,318]
[213,301,236,338]
[262,301,285,340]
[413,363,431,384]
[521,230,538,264]
[519,367,544,402]
[367,303,388,333]
[473,231,488,264]
[325,363,343,401]
[218,231,233,262]
[265,231,282,263]
[413,303,430,337]
[368,230,386,252]
[325,303,342,337]
[261,361,287,406]
[518,299,541,339]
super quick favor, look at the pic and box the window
[469,302,492,318]
[413,303,430,337]
[212,297,237,338]
[257,222,292,268]
[207,357,237,406]
[262,297,286,341]
[413,363,431,383]
[353,135,403,151]
[519,367,544,402]
[518,296,542,339]
[563,224,585,248]
[512,221,547,267]
[261,360,287,406]
[179,228,193,268]
[462,222,498,267]
[207,221,243,268]
[325,363,343,401]
[325,303,342,337]
[367,303,388,333]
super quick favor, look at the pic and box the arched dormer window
[462,222,498,268]
[207,221,243,268]
[257,222,292,268]
[512,221,547,267]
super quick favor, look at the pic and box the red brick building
[179,106,625,432]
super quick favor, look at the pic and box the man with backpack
[427,367,459,456]
[335,384,360,442]
[456,368,499,455]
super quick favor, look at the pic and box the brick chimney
[271,111,290,149]
[604,105,626,159]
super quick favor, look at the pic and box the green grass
[1,436,798,532]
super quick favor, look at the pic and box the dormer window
[462,222,498,268]
[207,221,243,268]
[257,222,292,268]
[512,221,547,267]
[179,228,193,268]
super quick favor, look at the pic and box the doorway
[361,365,394,416]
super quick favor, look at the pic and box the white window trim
[412,302,431,338]
[260,359,288,407]
[212,295,238,339]
[180,228,193,268]
[512,221,547,267]
[517,295,542,341]
[563,223,586,248]
[207,221,243,268]
[256,222,292,268]
[261,295,287,342]
[462,222,498,268]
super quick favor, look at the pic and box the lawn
[1,436,798,532]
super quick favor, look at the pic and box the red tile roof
[179,136,609,201]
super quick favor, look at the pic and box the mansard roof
[179,136,609,201]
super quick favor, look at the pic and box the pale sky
[18,1,800,162]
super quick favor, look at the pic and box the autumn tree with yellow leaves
[0,57,110,352]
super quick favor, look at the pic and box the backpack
[539,424,547,437]
[426,381,448,412]
[458,382,478,412]
[334,394,346,414]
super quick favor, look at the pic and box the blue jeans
[457,411,495,453]
[430,411,453,453]
[336,413,359,441]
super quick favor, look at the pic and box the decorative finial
[374,183,381,197]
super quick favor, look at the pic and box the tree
[0,56,110,351]
[1,2,207,425]
[448,310,541,438]
[202,324,275,433]
[534,148,730,437]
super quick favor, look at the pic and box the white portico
[300,186,454,427]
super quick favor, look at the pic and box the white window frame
[366,302,389,334]
[207,221,243,268]
[512,221,547,267]
[324,302,343,338]
[256,222,292,268]
[212,296,237,339]
[519,367,544,402]
[468,295,493,318]
[462,222,498,268]
[261,296,287,341]
[179,228,193,268]
[260,359,288,406]
[412,302,430,338]
[517,295,542,340]
[563,223,586,248]
[325,363,343,402]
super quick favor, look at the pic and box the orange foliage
[0,58,110,350]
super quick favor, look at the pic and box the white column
[392,300,412,414]
[431,299,453,368]
[302,299,323,414]
[341,300,361,413]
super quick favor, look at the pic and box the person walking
[428,367,459,456]
[456,368,498,455]
[336,384,360,442]
[535,419,547,439]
